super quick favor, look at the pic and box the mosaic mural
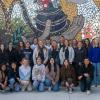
[60,0,100,39]
[0,0,100,44]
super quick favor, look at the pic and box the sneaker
[91,85,95,87]
[97,85,100,88]
[65,88,69,92]
[69,88,73,94]
[0,90,5,93]
[86,90,91,95]
[48,87,51,91]
[22,88,26,92]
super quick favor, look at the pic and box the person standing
[58,35,65,50]
[88,38,100,86]
[6,42,19,65]
[74,41,87,66]
[17,41,25,65]
[49,40,59,64]
[33,40,48,65]
[0,44,8,65]
[22,42,33,66]
[31,38,38,51]
[59,39,75,66]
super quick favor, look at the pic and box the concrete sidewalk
[0,87,100,100]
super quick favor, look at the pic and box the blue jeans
[79,77,92,92]
[92,63,100,85]
[9,78,15,90]
[45,78,60,91]
[33,80,44,92]
[9,78,21,92]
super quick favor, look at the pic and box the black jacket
[74,47,87,64]
[22,48,33,65]
[22,48,33,60]
[0,49,8,64]
[49,48,60,64]
[78,63,94,80]
[6,48,19,65]
[7,67,19,82]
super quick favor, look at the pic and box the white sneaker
[91,85,95,88]
[48,87,51,91]
[69,88,73,94]
[22,88,26,92]
[97,85,100,88]
[86,90,91,95]
[65,88,68,92]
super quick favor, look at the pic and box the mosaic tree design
[0,0,19,34]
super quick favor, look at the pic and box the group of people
[0,36,100,95]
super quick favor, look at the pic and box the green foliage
[11,18,24,31]
[11,18,31,34]
[11,18,32,45]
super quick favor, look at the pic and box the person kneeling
[19,58,32,92]
[61,59,76,94]
[32,57,45,92]
[45,58,60,91]
[78,58,94,95]
[0,64,9,92]
[7,62,21,92]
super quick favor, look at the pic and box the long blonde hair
[92,38,99,47]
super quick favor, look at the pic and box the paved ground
[0,87,100,100]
